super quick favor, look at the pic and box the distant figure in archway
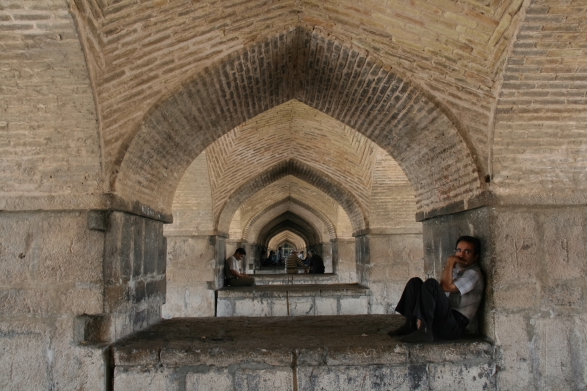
[264,250,277,266]
[307,249,325,274]
[277,247,284,265]
[388,236,484,343]
[285,250,306,274]
[225,248,255,287]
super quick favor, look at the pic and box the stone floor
[111,315,497,390]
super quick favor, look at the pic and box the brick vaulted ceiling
[70,0,528,218]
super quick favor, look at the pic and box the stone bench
[217,283,370,317]
[111,315,496,391]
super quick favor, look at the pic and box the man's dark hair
[308,249,315,255]
[235,247,246,255]
[455,236,481,255]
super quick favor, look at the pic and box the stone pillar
[355,234,371,286]
[162,234,224,318]
[243,243,256,273]
[422,205,587,390]
[103,211,167,340]
[316,242,333,273]
[331,238,355,281]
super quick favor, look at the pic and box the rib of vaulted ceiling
[109,26,492,219]
[242,197,336,243]
[72,0,526,198]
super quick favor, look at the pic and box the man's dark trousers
[395,277,468,340]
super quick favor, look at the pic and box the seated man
[224,248,255,286]
[285,250,306,274]
[266,250,277,266]
[389,236,484,343]
[307,249,325,274]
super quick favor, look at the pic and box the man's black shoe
[399,327,434,343]
[387,322,415,337]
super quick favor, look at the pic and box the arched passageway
[154,30,481,319]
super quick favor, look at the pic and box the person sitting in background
[261,250,277,266]
[224,248,255,286]
[307,249,325,274]
[303,251,312,267]
[285,250,306,274]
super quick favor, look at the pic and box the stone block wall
[367,234,425,314]
[0,211,106,390]
[331,238,356,283]
[162,235,217,318]
[355,233,424,314]
[423,205,587,390]
[217,286,371,317]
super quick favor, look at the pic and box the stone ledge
[111,316,496,390]
[111,315,494,367]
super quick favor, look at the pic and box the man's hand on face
[447,255,462,267]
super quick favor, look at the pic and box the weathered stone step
[111,315,496,391]
[217,283,370,316]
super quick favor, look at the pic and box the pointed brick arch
[242,197,336,243]
[258,212,320,248]
[268,231,305,253]
[218,159,365,235]
[116,27,483,218]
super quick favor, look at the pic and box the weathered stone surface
[492,282,538,310]
[162,283,215,318]
[298,365,428,391]
[288,297,315,316]
[0,321,50,390]
[234,368,294,391]
[113,367,179,391]
[314,297,338,316]
[185,370,233,391]
[216,284,371,317]
[325,345,408,366]
[104,212,166,339]
[428,361,496,390]
[408,341,494,364]
[111,315,492,367]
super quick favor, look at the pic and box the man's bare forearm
[230,269,248,278]
[440,256,459,292]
